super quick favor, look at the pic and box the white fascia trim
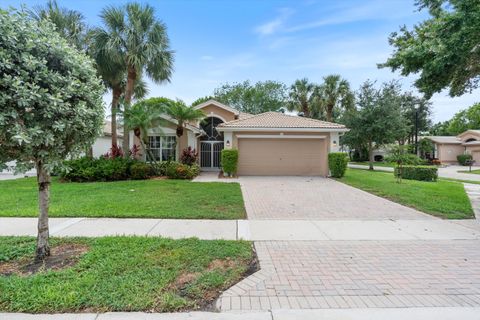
[217,127,349,133]
[237,134,327,139]
[193,99,240,115]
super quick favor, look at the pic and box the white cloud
[254,7,294,36]
[286,0,412,33]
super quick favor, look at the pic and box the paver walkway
[212,175,480,312]
[218,240,480,311]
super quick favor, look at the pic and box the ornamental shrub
[328,152,348,178]
[221,149,239,176]
[457,154,473,166]
[130,162,153,180]
[61,157,141,182]
[394,165,438,182]
[180,147,198,166]
[166,162,200,179]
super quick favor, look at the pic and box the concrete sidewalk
[1,217,479,241]
[2,308,480,319]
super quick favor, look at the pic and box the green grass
[336,169,474,219]
[458,169,480,175]
[0,236,254,313]
[0,178,245,219]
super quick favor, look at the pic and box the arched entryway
[199,117,224,170]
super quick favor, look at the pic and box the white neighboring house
[91,121,123,158]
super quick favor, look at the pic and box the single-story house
[91,121,123,158]
[424,130,480,164]
[131,99,348,176]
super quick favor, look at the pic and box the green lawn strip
[0,178,245,219]
[336,169,474,219]
[0,236,255,313]
[458,169,480,175]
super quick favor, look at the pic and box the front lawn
[0,236,255,313]
[458,169,480,175]
[0,178,245,219]
[336,169,474,219]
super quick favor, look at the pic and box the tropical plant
[180,147,198,166]
[94,3,174,156]
[447,103,480,135]
[288,78,318,118]
[121,100,166,167]
[380,0,480,98]
[318,75,354,122]
[165,100,205,138]
[90,43,150,148]
[214,80,288,114]
[342,81,409,170]
[0,9,104,260]
[29,0,88,51]
[191,96,215,107]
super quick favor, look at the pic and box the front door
[200,141,224,170]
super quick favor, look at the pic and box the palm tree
[29,0,88,51]
[121,101,166,167]
[90,32,150,150]
[165,100,205,139]
[95,3,174,157]
[288,78,317,118]
[318,75,354,122]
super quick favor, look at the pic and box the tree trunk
[122,66,137,158]
[368,141,374,170]
[111,86,122,149]
[302,102,310,118]
[35,161,51,261]
[326,104,333,122]
[86,146,93,158]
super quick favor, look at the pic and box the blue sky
[3,0,479,122]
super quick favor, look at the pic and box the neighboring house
[132,99,348,176]
[91,121,123,158]
[424,130,480,165]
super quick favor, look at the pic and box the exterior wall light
[226,140,231,147]
[333,140,337,146]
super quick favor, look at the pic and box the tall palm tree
[90,33,150,149]
[165,100,205,139]
[288,78,317,118]
[95,3,174,157]
[318,75,354,122]
[29,0,88,51]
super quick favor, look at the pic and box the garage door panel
[238,138,325,176]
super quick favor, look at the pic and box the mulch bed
[0,243,89,276]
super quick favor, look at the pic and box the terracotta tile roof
[218,112,346,129]
[423,136,461,144]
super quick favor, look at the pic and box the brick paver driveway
[216,176,480,311]
[240,176,432,220]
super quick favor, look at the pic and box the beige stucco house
[424,130,480,164]
[131,99,348,176]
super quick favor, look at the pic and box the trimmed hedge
[130,162,153,180]
[394,165,438,182]
[457,154,473,166]
[60,157,137,182]
[221,149,239,176]
[166,162,200,179]
[328,152,348,178]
